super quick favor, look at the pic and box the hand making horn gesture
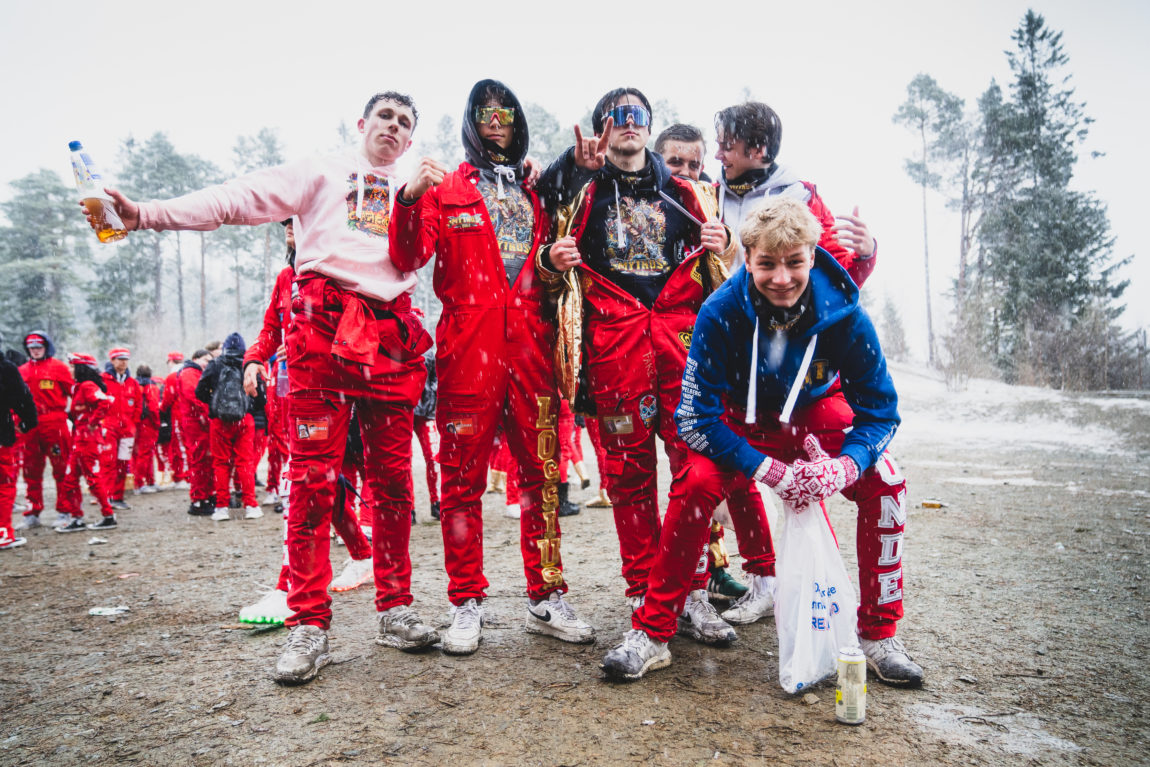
[572,117,613,171]
[404,157,450,200]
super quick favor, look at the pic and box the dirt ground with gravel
[1,363,1147,766]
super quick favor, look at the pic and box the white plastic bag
[774,502,859,693]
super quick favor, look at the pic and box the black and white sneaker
[87,515,118,530]
[859,636,924,687]
[55,518,88,533]
[187,500,213,516]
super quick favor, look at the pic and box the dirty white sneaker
[329,557,373,593]
[526,591,595,644]
[601,628,671,681]
[859,635,924,687]
[273,624,331,685]
[211,507,230,521]
[442,598,483,655]
[721,574,775,625]
[239,589,292,625]
[504,503,521,519]
[173,480,191,490]
[0,531,27,550]
[15,516,41,531]
[678,589,737,645]
[376,605,439,650]
[261,491,279,507]
[244,505,264,520]
[137,485,159,494]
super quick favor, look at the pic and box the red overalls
[18,357,73,514]
[390,163,568,604]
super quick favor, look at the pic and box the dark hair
[592,87,652,134]
[655,123,705,155]
[714,102,783,163]
[362,91,419,126]
[192,348,211,361]
[74,362,106,392]
[477,82,513,108]
[135,364,152,379]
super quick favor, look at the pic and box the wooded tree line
[895,10,1144,391]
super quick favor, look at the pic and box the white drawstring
[745,317,760,425]
[613,180,626,248]
[780,335,818,424]
[493,165,516,200]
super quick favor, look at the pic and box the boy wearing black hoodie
[196,333,262,521]
[390,79,594,656]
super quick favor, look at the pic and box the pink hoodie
[137,149,415,303]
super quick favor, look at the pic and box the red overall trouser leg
[0,445,18,537]
[58,435,114,518]
[19,414,71,513]
[412,415,438,504]
[181,417,212,503]
[161,421,187,482]
[132,424,159,488]
[211,415,257,508]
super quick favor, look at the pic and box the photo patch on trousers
[443,416,476,436]
[295,418,330,441]
[678,328,693,352]
[39,380,55,390]
[600,414,634,435]
[638,394,657,428]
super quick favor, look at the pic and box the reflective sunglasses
[604,104,651,128]
[475,106,516,126]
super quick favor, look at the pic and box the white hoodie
[137,149,414,303]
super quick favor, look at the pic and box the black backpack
[211,362,250,423]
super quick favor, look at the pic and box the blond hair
[739,197,822,256]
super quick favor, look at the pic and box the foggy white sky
[2,0,1146,360]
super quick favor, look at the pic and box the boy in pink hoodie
[83,91,438,686]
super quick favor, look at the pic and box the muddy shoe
[376,606,439,651]
[15,515,41,531]
[274,624,331,685]
[211,507,231,521]
[239,589,291,625]
[442,598,483,655]
[706,565,748,602]
[721,574,775,625]
[109,499,131,511]
[86,515,118,530]
[329,557,373,593]
[677,590,737,646]
[55,518,87,534]
[859,636,924,688]
[526,591,595,644]
[601,629,671,681]
[244,506,264,520]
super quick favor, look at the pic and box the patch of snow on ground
[889,364,1123,455]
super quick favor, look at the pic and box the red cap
[68,353,98,367]
[167,351,185,362]
[24,333,46,347]
[108,347,131,361]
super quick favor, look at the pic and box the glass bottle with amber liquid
[69,140,127,242]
